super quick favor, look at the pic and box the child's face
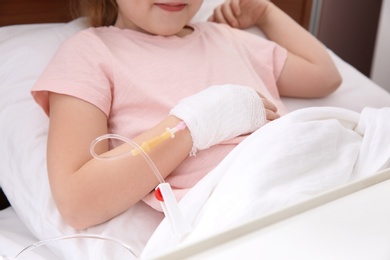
[115,0,204,36]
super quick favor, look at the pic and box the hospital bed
[1,0,390,259]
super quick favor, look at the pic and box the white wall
[371,0,390,92]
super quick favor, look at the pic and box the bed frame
[0,0,313,29]
[0,189,10,210]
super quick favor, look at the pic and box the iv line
[13,234,136,259]
[90,121,192,235]
[90,121,187,184]
[90,133,165,183]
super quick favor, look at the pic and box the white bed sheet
[141,105,390,258]
[155,168,390,260]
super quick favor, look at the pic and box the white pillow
[0,18,87,210]
[0,17,81,250]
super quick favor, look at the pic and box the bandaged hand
[170,84,272,151]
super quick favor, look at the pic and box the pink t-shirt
[32,22,287,210]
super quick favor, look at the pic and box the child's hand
[208,0,271,29]
[258,92,280,122]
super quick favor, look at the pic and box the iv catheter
[10,234,136,260]
[131,121,187,155]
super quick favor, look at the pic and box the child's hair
[71,0,118,27]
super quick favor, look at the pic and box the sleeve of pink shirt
[230,26,287,80]
[226,26,288,102]
[210,24,287,114]
[31,29,113,117]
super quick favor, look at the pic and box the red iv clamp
[155,183,192,236]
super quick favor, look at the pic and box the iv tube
[90,122,192,235]
[90,121,187,184]
[90,133,165,183]
[12,234,136,259]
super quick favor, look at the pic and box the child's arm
[209,0,342,98]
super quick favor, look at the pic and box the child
[31,0,341,230]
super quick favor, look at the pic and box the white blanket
[142,107,390,258]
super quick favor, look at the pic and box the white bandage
[170,84,266,151]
